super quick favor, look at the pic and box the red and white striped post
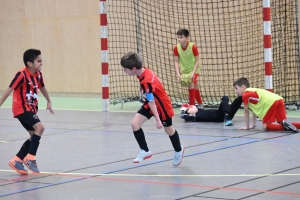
[263,0,273,92]
[100,0,109,111]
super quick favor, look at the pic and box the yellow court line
[0,169,300,177]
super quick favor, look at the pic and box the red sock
[292,122,300,128]
[188,89,195,105]
[266,123,284,131]
[195,89,203,104]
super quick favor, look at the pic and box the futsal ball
[180,74,192,86]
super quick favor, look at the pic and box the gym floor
[0,97,300,200]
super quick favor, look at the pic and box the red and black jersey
[138,67,174,120]
[9,68,45,117]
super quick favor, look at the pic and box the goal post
[103,0,300,108]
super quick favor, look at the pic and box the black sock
[28,134,41,156]
[133,128,149,152]
[16,139,31,160]
[169,130,182,152]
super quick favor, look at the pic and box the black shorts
[137,106,173,127]
[16,112,41,131]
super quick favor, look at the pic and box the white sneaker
[133,150,152,163]
[173,146,185,166]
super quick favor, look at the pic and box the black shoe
[282,121,299,133]
[196,104,204,110]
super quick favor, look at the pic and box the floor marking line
[1,169,300,177]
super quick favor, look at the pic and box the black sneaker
[196,104,204,110]
[282,121,299,133]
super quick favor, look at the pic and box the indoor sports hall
[1,0,300,199]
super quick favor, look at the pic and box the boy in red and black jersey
[121,52,184,166]
[0,49,54,175]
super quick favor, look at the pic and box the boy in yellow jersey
[174,29,203,108]
[233,77,299,133]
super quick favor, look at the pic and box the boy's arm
[148,101,163,129]
[241,104,250,130]
[39,87,54,114]
[252,112,257,128]
[174,56,180,81]
[0,88,13,107]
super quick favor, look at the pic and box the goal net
[106,0,300,107]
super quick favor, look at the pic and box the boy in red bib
[233,77,299,132]
[174,29,203,108]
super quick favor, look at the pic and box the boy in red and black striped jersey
[121,52,185,166]
[0,49,54,175]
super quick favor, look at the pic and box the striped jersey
[138,67,174,120]
[9,67,45,117]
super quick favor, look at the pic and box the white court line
[0,169,300,177]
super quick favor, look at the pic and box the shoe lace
[29,160,37,167]
[28,160,37,167]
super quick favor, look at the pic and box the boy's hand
[177,74,181,82]
[46,101,55,114]
[156,120,163,129]
[190,73,194,79]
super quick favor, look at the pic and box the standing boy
[0,49,54,174]
[121,52,184,166]
[180,96,242,126]
[174,29,203,108]
[233,77,299,132]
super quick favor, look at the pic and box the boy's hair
[233,77,250,88]
[23,49,41,67]
[177,29,190,37]
[120,52,143,70]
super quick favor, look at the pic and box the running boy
[174,29,203,108]
[180,96,242,126]
[121,52,184,166]
[233,77,299,132]
[0,49,54,174]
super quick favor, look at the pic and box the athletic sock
[188,89,195,105]
[169,130,182,152]
[16,139,31,160]
[195,89,203,104]
[133,128,149,152]
[266,123,285,131]
[12,156,22,162]
[28,134,41,157]
[292,122,300,128]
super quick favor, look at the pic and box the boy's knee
[221,96,229,102]
[131,122,140,131]
[33,123,45,136]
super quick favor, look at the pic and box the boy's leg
[291,122,300,128]
[163,118,184,166]
[23,122,44,174]
[15,112,45,174]
[275,100,299,133]
[193,75,203,106]
[8,137,31,175]
[215,96,232,125]
[228,96,243,119]
[132,108,153,163]
[264,123,285,131]
[188,89,195,105]
[9,112,41,175]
